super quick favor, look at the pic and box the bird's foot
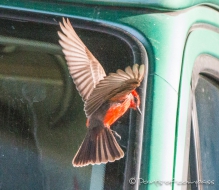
[111,130,121,140]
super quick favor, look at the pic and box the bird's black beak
[136,106,142,115]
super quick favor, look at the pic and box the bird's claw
[111,130,121,140]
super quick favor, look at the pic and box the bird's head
[130,90,142,115]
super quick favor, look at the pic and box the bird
[58,18,145,167]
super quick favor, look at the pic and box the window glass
[195,75,219,189]
[0,17,133,189]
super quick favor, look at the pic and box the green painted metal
[58,0,219,10]
[1,0,219,10]
[66,0,219,10]
[0,1,219,190]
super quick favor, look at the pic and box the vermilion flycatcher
[58,18,145,167]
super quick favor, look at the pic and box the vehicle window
[189,55,219,190]
[194,75,219,189]
[0,15,142,189]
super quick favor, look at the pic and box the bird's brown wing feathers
[85,64,145,117]
[58,18,106,101]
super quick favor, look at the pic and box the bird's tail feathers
[72,126,124,167]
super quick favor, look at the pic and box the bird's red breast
[104,92,135,127]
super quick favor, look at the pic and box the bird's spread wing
[85,64,145,117]
[58,18,106,101]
